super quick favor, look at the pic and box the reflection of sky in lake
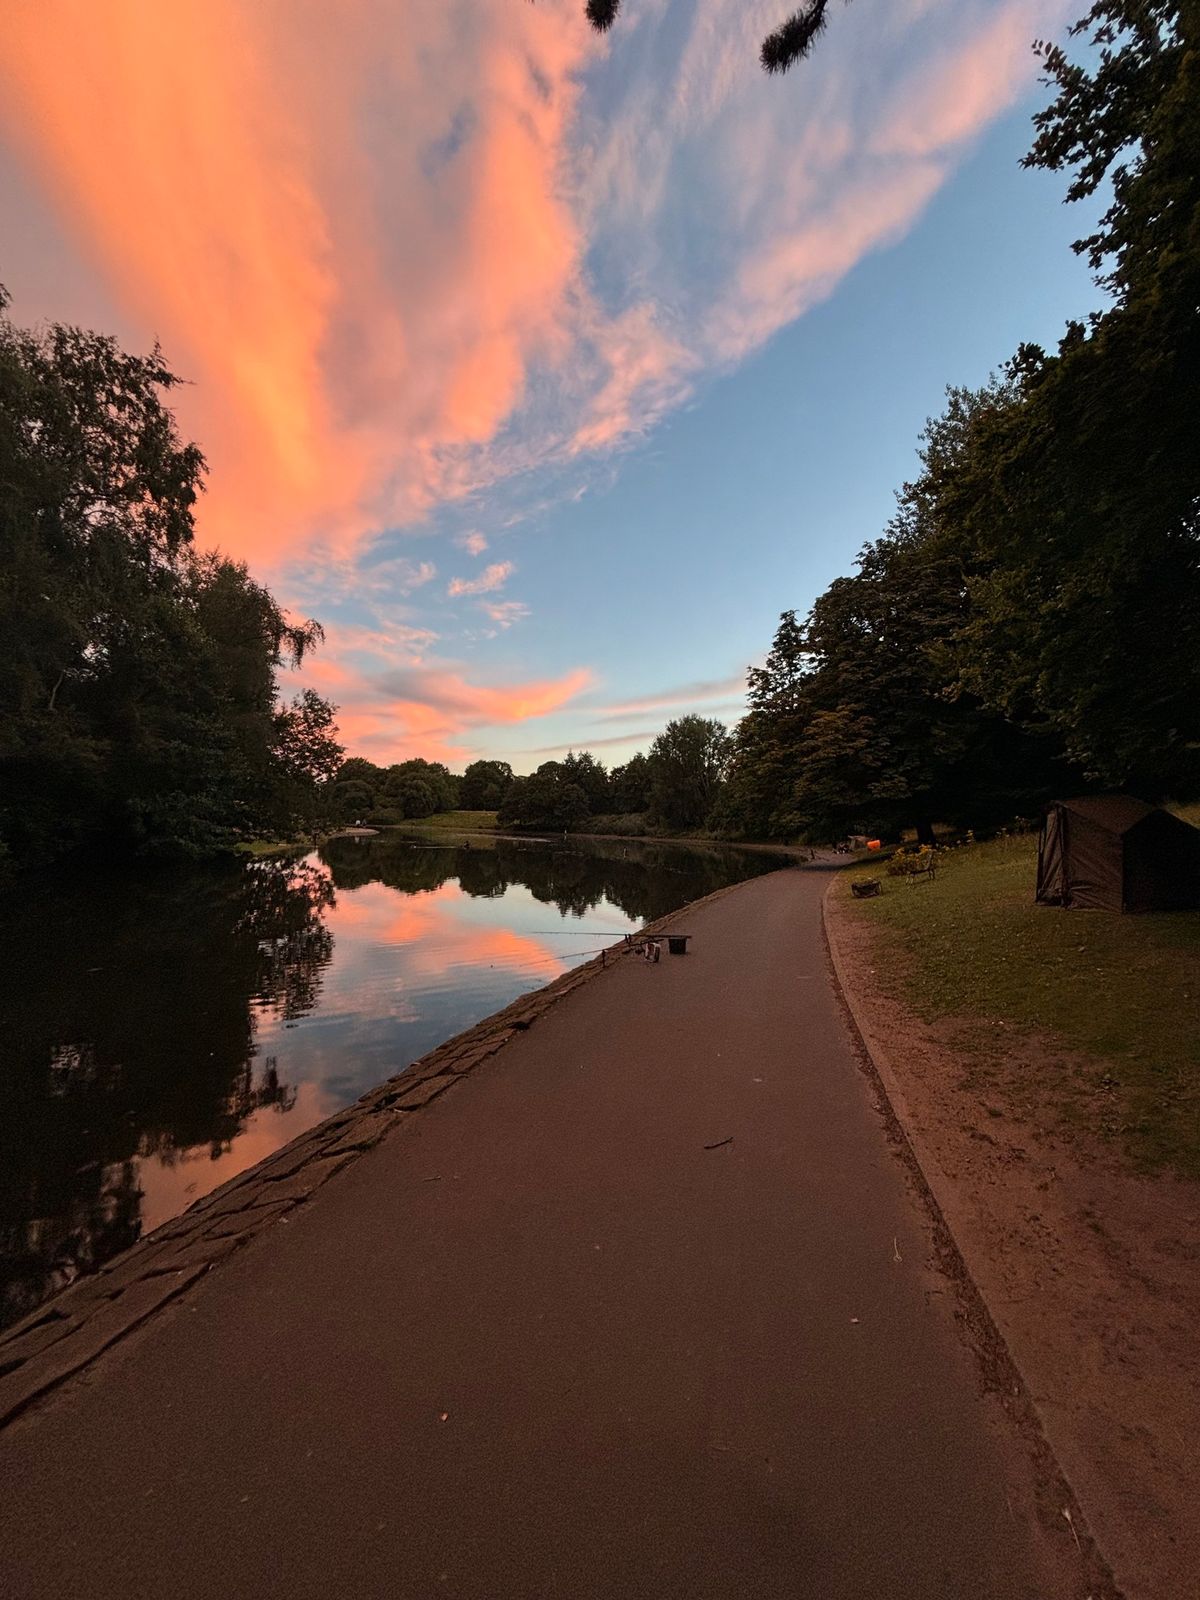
[2,839,788,1328]
[136,1080,337,1234]
[246,868,640,1115]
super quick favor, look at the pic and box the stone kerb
[0,880,757,1431]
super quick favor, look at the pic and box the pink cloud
[0,0,596,563]
[480,600,530,629]
[871,0,1071,160]
[0,0,1066,575]
[447,561,514,598]
[596,673,747,719]
[456,531,489,556]
[299,623,593,764]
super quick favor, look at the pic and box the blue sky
[1,0,1102,772]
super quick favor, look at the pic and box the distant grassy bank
[392,810,500,836]
[840,815,1200,1178]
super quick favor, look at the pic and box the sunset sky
[1,0,1101,772]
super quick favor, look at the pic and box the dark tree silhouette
[584,0,845,75]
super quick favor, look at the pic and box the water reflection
[1,835,790,1327]
[0,858,334,1326]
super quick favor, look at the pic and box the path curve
[0,869,1101,1598]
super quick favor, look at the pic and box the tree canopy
[721,0,1200,841]
[0,291,342,871]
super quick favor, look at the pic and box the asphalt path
[0,868,1076,1598]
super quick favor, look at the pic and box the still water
[0,832,791,1328]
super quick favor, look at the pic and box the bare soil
[826,888,1200,1600]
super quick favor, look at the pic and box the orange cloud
[324,880,567,984]
[0,0,594,563]
[0,0,1067,575]
[306,646,594,767]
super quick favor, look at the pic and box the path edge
[822,875,1126,1599]
[0,873,768,1431]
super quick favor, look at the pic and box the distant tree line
[496,719,731,834]
[0,292,343,874]
[324,725,735,840]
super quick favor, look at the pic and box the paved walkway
[0,870,1078,1598]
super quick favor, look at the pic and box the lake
[0,832,792,1329]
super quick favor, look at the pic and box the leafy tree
[460,759,514,810]
[953,0,1200,792]
[609,752,652,814]
[558,750,611,813]
[497,762,590,831]
[0,290,341,866]
[648,716,731,830]
[331,780,374,821]
[719,611,812,838]
[337,757,384,788]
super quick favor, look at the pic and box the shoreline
[0,874,760,1430]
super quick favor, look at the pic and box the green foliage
[648,715,732,831]
[497,761,590,832]
[324,756,461,822]
[459,759,513,811]
[609,752,652,815]
[725,5,1200,837]
[558,749,611,813]
[0,292,341,866]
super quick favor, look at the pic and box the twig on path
[704,1137,734,1150]
[1062,1507,1082,1552]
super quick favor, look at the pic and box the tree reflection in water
[320,832,775,927]
[0,856,334,1328]
[1,836,789,1330]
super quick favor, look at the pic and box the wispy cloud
[480,599,530,629]
[447,561,514,598]
[456,531,489,556]
[523,729,662,757]
[593,673,747,721]
[293,619,592,765]
[0,0,1068,574]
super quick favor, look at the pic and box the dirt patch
[827,886,1200,1600]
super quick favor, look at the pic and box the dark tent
[1035,796,1200,912]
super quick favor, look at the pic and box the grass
[232,838,306,858]
[841,822,1200,1178]
[392,809,500,834]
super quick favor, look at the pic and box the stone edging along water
[0,880,757,1432]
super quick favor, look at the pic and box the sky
[0,0,1102,773]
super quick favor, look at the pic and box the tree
[648,716,731,830]
[899,0,1200,795]
[583,0,848,75]
[558,750,611,813]
[380,759,458,814]
[331,779,374,821]
[497,762,590,831]
[719,611,813,838]
[609,752,651,814]
[0,289,341,866]
[460,759,514,810]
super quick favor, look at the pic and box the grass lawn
[395,810,499,834]
[232,838,306,858]
[841,815,1200,1178]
